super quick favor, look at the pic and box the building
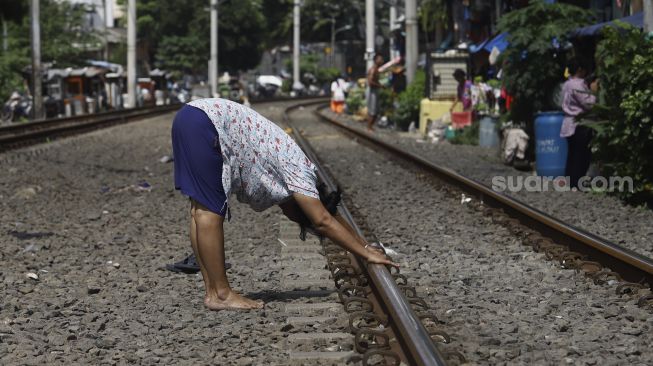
[64,0,126,60]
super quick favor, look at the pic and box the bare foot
[204,290,264,311]
[366,127,375,132]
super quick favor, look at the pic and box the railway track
[284,101,462,366]
[310,105,653,306]
[3,98,649,364]
[0,96,325,153]
[0,97,462,364]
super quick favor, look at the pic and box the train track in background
[309,104,653,307]
[0,96,326,153]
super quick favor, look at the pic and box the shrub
[497,1,592,125]
[316,67,341,85]
[281,79,292,94]
[345,86,364,114]
[378,87,394,118]
[450,121,479,145]
[587,23,653,206]
[394,70,426,131]
[284,54,340,86]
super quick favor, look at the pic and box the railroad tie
[277,216,356,364]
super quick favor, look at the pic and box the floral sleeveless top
[187,98,319,212]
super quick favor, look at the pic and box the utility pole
[645,0,653,33]
[102,0,108,60]
[405,0,418,83]
[389,1,397,61]
[330,17,336,68]
[210,0,218,97]
[293,0,301,91]
[127,0,136,108]
[365,0,375,71]
[31,0,43,120]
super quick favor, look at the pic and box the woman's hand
[365,249,400,268]
[590,79,599,93]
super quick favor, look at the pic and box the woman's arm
[450,95,460,112]
[293,193,399,267]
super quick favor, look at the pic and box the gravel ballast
[296,107,653,365]
[0,102,350,365]
[321,110,653,260]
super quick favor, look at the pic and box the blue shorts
[171,105,228,216]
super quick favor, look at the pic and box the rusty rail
[314,106,653,290]
[283,101,450,366]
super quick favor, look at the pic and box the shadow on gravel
[8,230,55,240]
[246,289,335,302]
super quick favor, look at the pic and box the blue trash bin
[535,111,568,177]
[479,115,500,147]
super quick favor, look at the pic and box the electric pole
[330,17,336,68]
[405,0,418,83]
[293,0,301,91]
[645,0,653,33]
[210,0,218,97]
[389,1,397,61]
[31,0,43,120]
[127,0,136,108]
[365,0,375,71]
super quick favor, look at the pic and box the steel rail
[314,106,653,288]
[283,101,449,366]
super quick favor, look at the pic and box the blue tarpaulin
[469,39,488,53]
[469,33,509,54]
[484,33,509,52]
[571,12,643,37]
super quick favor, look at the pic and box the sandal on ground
[165,253,232,273]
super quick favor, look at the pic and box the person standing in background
[330,77,346,114]
[366,54,385,131]
[450,69,472,112]
[560,59,598,189]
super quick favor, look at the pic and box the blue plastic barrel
[479,115,500,147]
[535,111,568,177]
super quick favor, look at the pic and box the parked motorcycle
[2,92,32,123]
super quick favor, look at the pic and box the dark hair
[374,53,384,61]
[567,58,590,76]
[298,183,342,241]
[584,72,597,88]
[453,69,466,80]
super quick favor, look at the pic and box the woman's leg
[189,202,210,293]
[565,127,593,189]
[191,199,263,310]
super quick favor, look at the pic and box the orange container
[451,112,472,129]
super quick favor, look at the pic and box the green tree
[0,0,98,101]
[588,23,653,206]
[497,1,592,125]
[0,0,27,23]
[261,0,294,49]
[300,0,363,42]
[419,0,448,46]
[155,35,207,74]
[215,0,267,72]
[126,0,268,74]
